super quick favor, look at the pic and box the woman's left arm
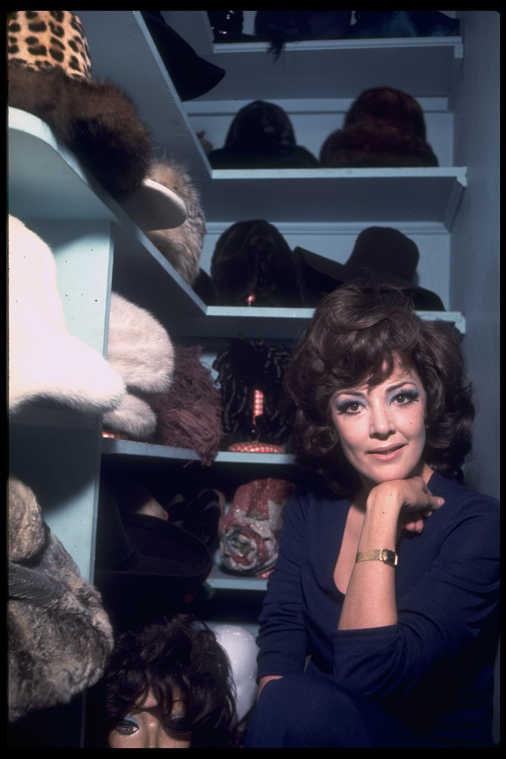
[338,477,444,631]
[332,480,500,699]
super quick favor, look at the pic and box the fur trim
[145,159,205,285]
[102,393,158,441]
[8,476,47,564]
[8,475,114,722]
[107,293,175,394]
[151,344,224,465]
[319,86,439,168]
[8,62,152,196]
[8,216,126,415]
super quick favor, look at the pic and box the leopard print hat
[8,11,92,81]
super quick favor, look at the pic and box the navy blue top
[256,471,500,747]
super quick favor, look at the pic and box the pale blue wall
[451,11,500,500]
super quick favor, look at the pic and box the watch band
[355,549,398,567]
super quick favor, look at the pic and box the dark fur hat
[211,220,303,307]
[208,100,318,170]
[320,86,439,168]
[8,11,152,197]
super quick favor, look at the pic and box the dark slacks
[244,674,421,748]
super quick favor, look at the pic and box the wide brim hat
[293,226,445,311]
[117,178,187,231]
[94,485,213,630]
[140,11,226,101]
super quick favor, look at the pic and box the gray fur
[8,475,114,723]
[146,159,206,285]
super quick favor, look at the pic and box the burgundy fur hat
[319,86,439,168]
[151,344,224,465]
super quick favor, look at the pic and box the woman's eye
[337,400,362,415]
[115,716,139,736]
[393,390,419,406]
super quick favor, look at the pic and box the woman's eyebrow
[386,381,417,393]
[335,381,416,398]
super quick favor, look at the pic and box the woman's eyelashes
[115,714,140,735]
[390,388,420,407]
[334,387,420,416]
[335,398,363,415]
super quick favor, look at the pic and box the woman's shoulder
[428,470,500,537]
[430,470,499,509]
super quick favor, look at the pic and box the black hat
[94,484,212,630]
[293,226,445,311]
[141,12,226,101]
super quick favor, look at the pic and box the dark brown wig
[98,614,239,748]
[282,282,474,494]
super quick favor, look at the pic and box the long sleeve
[330,474,500,701]
[255,472,500,743]
[256,488,312,678]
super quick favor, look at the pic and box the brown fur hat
[145,159,206,285]
[320,86,439,168]
[8,475,114,722]
[210,220,303,307]
[8,11,152,197]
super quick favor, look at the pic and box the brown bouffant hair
[282,283,474,495]
[86,614,239,748]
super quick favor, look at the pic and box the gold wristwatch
[355,549,398,567]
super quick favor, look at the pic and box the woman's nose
[145,715,164,748]
[369,403,395,437]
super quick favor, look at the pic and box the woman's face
[330,360,431,492]
[108,688,191,749]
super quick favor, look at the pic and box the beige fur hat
[102,293,175,440]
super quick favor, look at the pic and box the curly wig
[283,282,474,495]
[100,614,239,747]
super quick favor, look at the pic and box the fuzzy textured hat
[8,475,114,722]
[208,100,318,170]
[102,293,175,441]
[319,86,439,168]
[8,11,152,197]
[144,159,206,286]
[211,220,303,307]
[8,216,126,415]
[151,344,224,465]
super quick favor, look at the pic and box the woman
[88,614,241,748]
[245,283,500,748]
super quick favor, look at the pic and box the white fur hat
[8,216,126,415]
[102,293,175,440]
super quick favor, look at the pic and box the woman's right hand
[368,476,444,537]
